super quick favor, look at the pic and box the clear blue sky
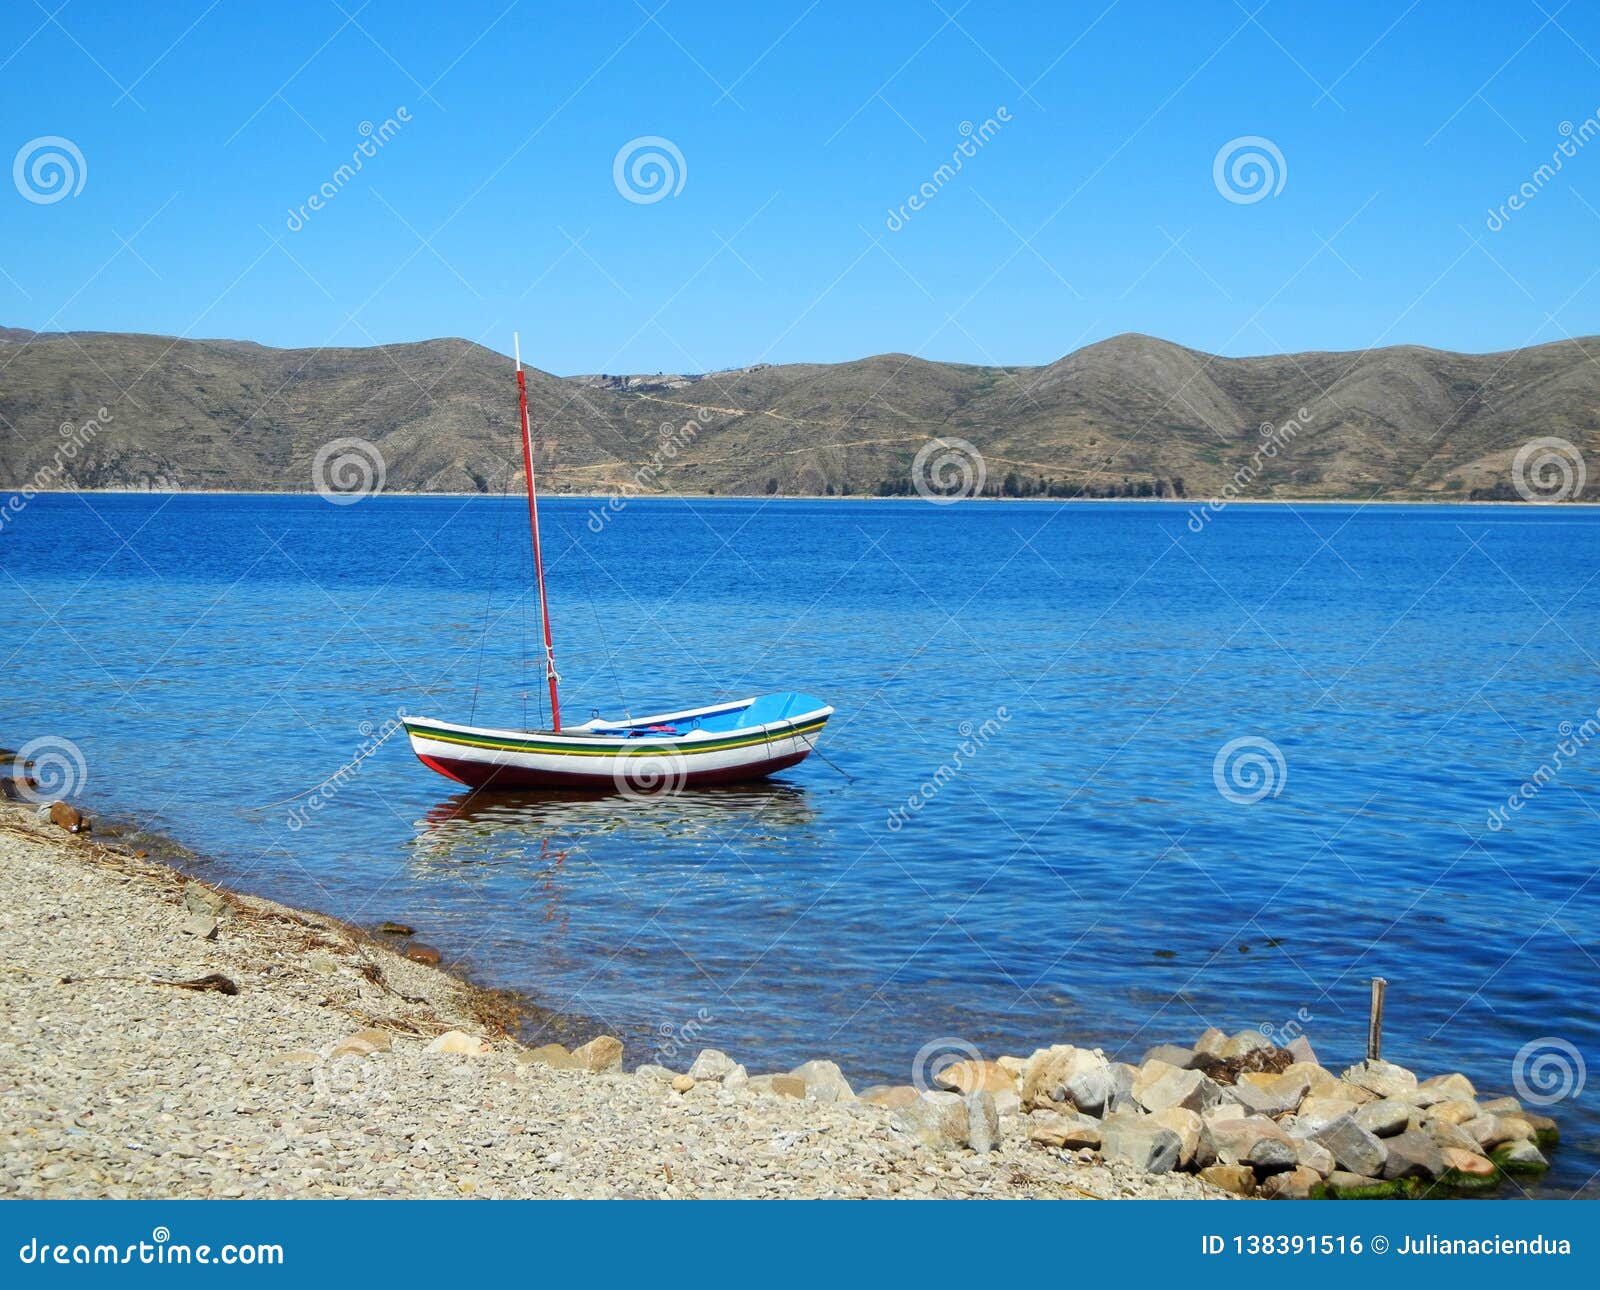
[3,0,1599,374]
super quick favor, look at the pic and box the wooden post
[1366,977,1387,1062]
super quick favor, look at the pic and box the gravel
[0,805,1220,1200]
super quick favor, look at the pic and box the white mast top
[513,330,522,373]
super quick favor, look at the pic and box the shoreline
[0,789,1564,1200]
[19,488,1600,508]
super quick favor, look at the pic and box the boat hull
[402,696,832,794]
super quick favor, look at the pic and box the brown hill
[1,328,1595,501]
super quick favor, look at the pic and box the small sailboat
[403,336,833,794]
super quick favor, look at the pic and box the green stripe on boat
[403,717,829,758]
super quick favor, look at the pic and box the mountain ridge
[2,326,1595,502]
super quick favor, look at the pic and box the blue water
[5,494,1597,1196]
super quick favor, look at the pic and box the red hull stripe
[415,748,812,790]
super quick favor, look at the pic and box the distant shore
[22,488,1600,507]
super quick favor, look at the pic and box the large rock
[1380,1129,1445,1180]
[1100,1114,1182,1174]
[1439,1146,1496,1182]
[1342,1059,1418,1100]
[516,1042,584,1070]
[1199,1164,1255,1196]
[1194,1027,1229,1057]
[1421,1071,1476,1100]
[1322,1170,1403,1200]
[1294,1095,1361,1133]
[1355,1099,1412,1138]
[1478,1095,1523,1116]
[1312,1115,1388,1178]
[1464,1113,1532,1150]
[1261,1164,1321,1199]
[1141,1044,1200,1069]
[1228,1077,1301,1118]
[1135,1066,1224,1114]
[1027,1110,1102,1150]
[1294,1137,1336,1177]
[890,1091,968,1149]
[966,1091,1000,1153]
[1424,1118,1481,1153]
[183,880,229,919]
[1022,1046,1115,1115]
[572,1035,624,1072]
[1285,1034,1319,1066]
[1208,1115,1296,1174]
[687,1049,743,1081]
[935,1059,1016,1095]
[1148,1106,1212,1169]
[1491,1139,1550,1174]
[1428,1098,1480,1126]
[1284,1062,1344,1100]
[790,1059,854,1102]
[1219,1029,1275,1059]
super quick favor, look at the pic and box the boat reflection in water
[406,782,820,932]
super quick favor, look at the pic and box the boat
[402,335,833,794]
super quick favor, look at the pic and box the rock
[993,1088,1021,1117]
[1228,1077,1300,1118]
[1026,1110,1102,1150]
[1100,1114,1182,1174]
[424,1030,490,1056]
[273,1049,321,1065]
[1194,1027,1229,1057]
[1140,1044,1199,1069]
[571,1035,623,1073]
[855,1083,916,1108]
[330,1036,379,1058]
[1285,1034,1319,1066]
[632,1064,677,1083]
[374,921,415,936]
[48,801,89,833]
[1355,1099,1412,1138]
[935,1059,1015,1095]
[1136,1066,1224,1115]
[347,1027,392,1052]
[687,1049,742,1081]
[1020,1045,1112,1114]
[1522,1111,1559,1146]
[1261,1164,1321,1199]
[179,914,218,941]
[1464,1113,1530,1149]
[1322,1170,1403,1200]
[1491,1139,1550,1175]
[1240,1066,1313,1103]
[404,943,442,966]
[1148,1107,1210,1169]
[1478,1095,1522,1116]
[182,881,227,918]
[965,1091,1000,1153]
[1312,1115,1388,1178]
[516,1043,584,1070]
[1428,1098,1480,1126]
[1439,1146,1497,1184]
[1207,1115,1295,1174]
[1199,1163,1256,1196]
[889,1091,968,1149]
[1420,1071,1476,1100]
[789,1059,854,1102]
[995,1055,1028,1076]
[1380,1129,1445,1180]
[1219,1029,1273,1059]
[1294,1138,1335,1177]
[670,1074,695,1094]
[1341,1058,1418,1099]
[1424,1118,1481,1153]
[1293,1095,1359,1133]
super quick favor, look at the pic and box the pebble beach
[0,797,1563,1200]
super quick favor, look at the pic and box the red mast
[514,333,561,731]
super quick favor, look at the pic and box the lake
[5,493,1597,1195]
